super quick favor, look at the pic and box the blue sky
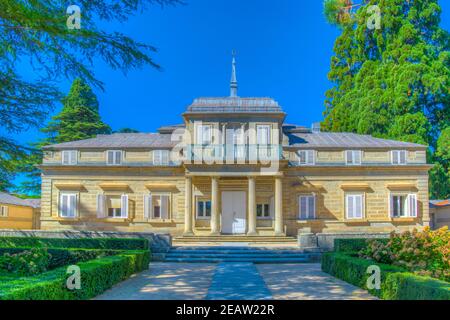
[14,0,450,144]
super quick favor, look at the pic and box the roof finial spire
[230,50,238,97]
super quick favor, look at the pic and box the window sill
[95,217,131,223]
[343,218,369,223]
[54,217,80,221]
[297,219,319,223]
[196,217,211,220]
[146,219,174,223]
[257,217,273,220]
[390,217,418,222]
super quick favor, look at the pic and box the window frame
[345,193,365,220]
[196,198,212,220]
[298,194,316,220]
[390,193,417,218]
[106,150,123,166]
[297,150,315,165]
[59,193,78,218]
[345,150,362,166]
[391,150,407,165]
[153,150,170,166]
[256,125,271,145]
[150,193,170,220]
[196,123,213,145]
[61,150,78,165]
[0,205,8,217]
[256,203,271,219]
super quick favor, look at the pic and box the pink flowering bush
[359,227,450,282]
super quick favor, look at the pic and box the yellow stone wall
[0,203,40,230]
[40,164,430,237]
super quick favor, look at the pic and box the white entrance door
[221,191,246,234]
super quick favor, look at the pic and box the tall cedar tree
[18,79,111,195]
[322,0,450,199]
[0,0,180,192]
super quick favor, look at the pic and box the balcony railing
[185,144,283,164]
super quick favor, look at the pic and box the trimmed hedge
[0,237,149,251]
[322,252,450,300]
[0,247,119,270]
[0,250,150,300]
[334,238,388,253]
[383,272,450,300]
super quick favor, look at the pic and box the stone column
[184,177,194,236]
[274,177,284,236]
[210,176,220,235]
[247,177,257,236]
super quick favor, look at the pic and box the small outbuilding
[0,192,41,230]
[430,200,450,230]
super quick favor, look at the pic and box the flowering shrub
[359,227,450,282]
[0,247,51,276]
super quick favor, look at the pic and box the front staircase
[163,246,321,264]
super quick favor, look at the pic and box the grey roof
[23,199,41,208]
[430,200,450,208]
[185,97,284,114]
[43,133,177,150]
[43,130,427,150]
[286,132,427,149]
[0,192,40,208]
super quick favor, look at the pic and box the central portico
[183,174,285,237]
[180,55,286,237]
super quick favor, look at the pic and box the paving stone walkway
[96,263,376,300]
[206,263,272,300]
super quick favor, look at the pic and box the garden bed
[322,252,450,300]
[0,237,151,300]
[322,228,450,300]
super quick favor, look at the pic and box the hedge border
[0,250,150,300]
[0,247,122,270]
[334,238,388,253]
[0,237,149,251]
[322,252,450,300]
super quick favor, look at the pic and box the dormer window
[297,150,315,165]
[391,150,407,165]
[62,150,77,165]
[346,150,362,165]
[153,150,170,166]
[107,150,122,165]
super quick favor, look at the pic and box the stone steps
[164,246,321,264]
[173,235,298,244]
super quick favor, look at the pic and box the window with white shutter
[59,193,77,218]
[106,150,122,165]
[346,150,362,165]
[153,150,170,166]
[297,150,315,165]
[299,195,316,219]
[150,194,170,219]
[62,150,77,165]
[407,194,418,217]
[97,194,106,218]
[121,194,128,218]
[0,206,8,217]
[391,150,407,165]
[143,194,151,219]
[390,193,417,217]
[346,194,364,219]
